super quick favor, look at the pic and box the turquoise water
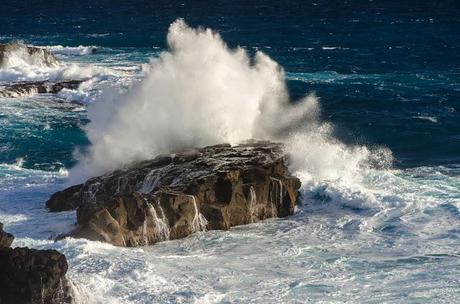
[0,1,460,303]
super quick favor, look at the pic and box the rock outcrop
[0,223,14,248]
[0,80,83,98]
[0,247,73,304]
[0,223,74,304]
[47,141,301,247]
[0,42,85,99]
[0,42,59,68]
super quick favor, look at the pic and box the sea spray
[70,18,392,195]
[69,19,324,182]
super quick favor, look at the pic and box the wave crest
[46,45,98,56]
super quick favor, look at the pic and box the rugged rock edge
[47,141,301,247]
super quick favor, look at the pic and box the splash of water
[138,171,160,194]
[146,201,170,242]
[248,186,257,223]
[70,19,392,188]
[70,19,321,182]
[187,195,208,233]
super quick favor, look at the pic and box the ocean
[0,1,459,303]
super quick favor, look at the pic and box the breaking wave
[46,45,98,56]
[0,42,116,84]
[70,19,392,183]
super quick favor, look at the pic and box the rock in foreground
[47,141,301,247]
[0,223,74,304]
[0,247,73,304]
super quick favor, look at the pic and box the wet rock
[0,80,83,98]
[47,141,301,247]
[0,247,73,304]
[0,223,14,248]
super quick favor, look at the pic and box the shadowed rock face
[0,223,74,303]
[0,223,14,248]
[0,247,73,304]
[0,42,59,68]
[47,141,301,247]
[0,80,82,98]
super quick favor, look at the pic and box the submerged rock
[47,141,301,247]
[0,223,14,248]
[0,42,59,68]
[0,80,83,98]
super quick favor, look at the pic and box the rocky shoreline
[48,141,301,247]
[0,141,301,302]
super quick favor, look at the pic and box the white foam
[416,115,438,123]
[46,45,98,56]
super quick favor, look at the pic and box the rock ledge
[47,141,301,247]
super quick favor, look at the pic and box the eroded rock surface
[47,141,301,247]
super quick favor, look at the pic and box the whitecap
[416,115,438,123]
[46,45,98,56]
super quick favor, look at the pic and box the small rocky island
[0,223,74,304]
[0,42,59,67]
[0,42,83,98]
[47,141,301,247]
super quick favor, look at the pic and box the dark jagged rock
[0,223,14,248]
[0,42,59,68]
[0,222,74,303]
[0,247,73,304]
[47,141,301,247]
[0,80,83,98]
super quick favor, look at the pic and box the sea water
[0,1,459,303]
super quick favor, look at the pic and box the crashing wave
[70,19,393,184]
[0,42,134,102]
